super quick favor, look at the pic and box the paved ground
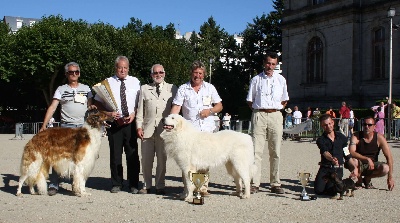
[1,134,399,222]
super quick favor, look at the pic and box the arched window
[307,37,323,83]
[373,27,385,79]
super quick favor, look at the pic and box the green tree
[241,0,283,75]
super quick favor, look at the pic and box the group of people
[40,52,394,199]
[40,57,224,196]
[314,113,394,196]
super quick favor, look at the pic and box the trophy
[189,171,209,205]
[93,80,128,126]
[298,172,312,201]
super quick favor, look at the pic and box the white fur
[160,114,256,201]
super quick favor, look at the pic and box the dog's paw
[16,192,22,197]
[241,194,250,199]
[184,195,194,202]
[75,191,91,197]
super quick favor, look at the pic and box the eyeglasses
[67,70,80,75]
[152,71,165,75]
[363,123,375,127]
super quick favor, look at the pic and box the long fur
[16,111,111,197]
[160,114,256,201]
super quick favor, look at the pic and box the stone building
[281,0,400,110]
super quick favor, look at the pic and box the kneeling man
[349,116,395,190]
[314,114,356,196]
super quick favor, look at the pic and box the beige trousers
[141,133,167,190]
[251,110,283,187]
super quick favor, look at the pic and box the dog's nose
[161,118,166,124]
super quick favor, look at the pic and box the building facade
[3,16,41,33]
[281,0,400,109]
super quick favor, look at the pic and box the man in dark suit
[94,56,141,194]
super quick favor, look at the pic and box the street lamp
[209,58,214,83]
[387,7,395,139]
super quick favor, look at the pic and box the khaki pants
[251,110,283,187]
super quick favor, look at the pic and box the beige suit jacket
[136,82,177,138]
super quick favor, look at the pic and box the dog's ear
[86,113,101,129]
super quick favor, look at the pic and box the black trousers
[107,122,140,188]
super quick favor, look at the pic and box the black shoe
[130,187,139,194]
[48,187,58,196]
[156,189,166,195]
[110,186,122,193]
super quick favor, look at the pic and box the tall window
[312,0,326,5]
[373,27,385,79]
[307,37,323,83]
[16,19,23,29]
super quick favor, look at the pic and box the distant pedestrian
[285,108,293,128]
[292,106,302,125]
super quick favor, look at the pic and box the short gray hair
[115,56,129,67]
[150,64,164,74]
[64,62,80,73]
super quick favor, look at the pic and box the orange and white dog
[16,111,111,197]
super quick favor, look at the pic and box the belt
[318,162,343,168]
[257,109,278,113]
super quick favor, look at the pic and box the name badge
[202,96,211,106]
[343,147,350,156]
[74,94,86,104]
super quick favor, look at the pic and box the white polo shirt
[246,72,289,110]
[173,81,222,132]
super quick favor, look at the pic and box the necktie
[156,84,160,96]
[119,78,129,116]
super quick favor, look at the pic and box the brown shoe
[271,186,285,194]
[200,191,211,196]
[138,188,149,194]
[250,186,259,194]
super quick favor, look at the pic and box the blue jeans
[395,119,400,138]
[49,123,83,189]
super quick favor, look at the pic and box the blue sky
[1,0,274,35]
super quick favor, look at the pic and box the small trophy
[190,171,209,205]
[298,172,312,201]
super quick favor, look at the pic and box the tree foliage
[0,1,284,121]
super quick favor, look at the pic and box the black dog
[323,172,357,200]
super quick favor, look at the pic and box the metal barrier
[11,122,61,140]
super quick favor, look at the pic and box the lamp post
[387,7,395,139]
[209,58,213,83]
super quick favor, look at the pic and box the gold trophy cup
[190,172,209,205]
[298,172,312,201]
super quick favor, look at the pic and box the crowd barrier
[11,122,60,140]
[11,118,400,140]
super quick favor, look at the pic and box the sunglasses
[67,70,80,75]
[363,123,375,127]
[152,71,165,75]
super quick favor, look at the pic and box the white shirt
[222,115,231,126]
[173,81,222,132]
[292,111,302,124]
[246,72,289,109]
[94,75,140,115]
[350,110,354,119]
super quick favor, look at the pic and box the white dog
[16,111,112,197]
[160,114,256,201]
